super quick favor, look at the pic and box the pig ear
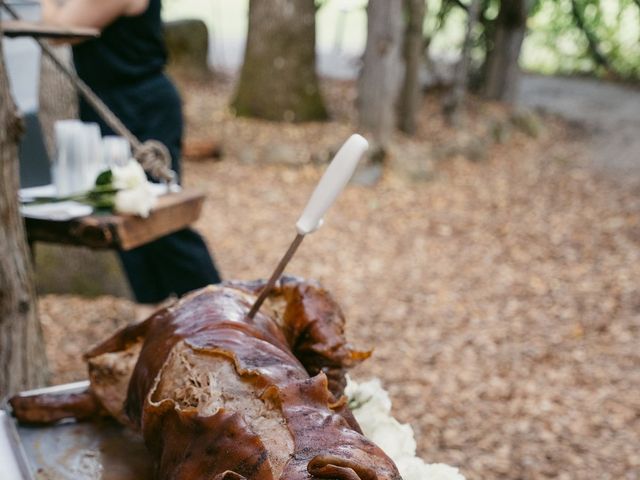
[213,472,247,480]
[84,310,157,359]
[308,455,378,480]
[279,279,371,398]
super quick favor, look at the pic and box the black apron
[72,0,221,303]
[72,0,179,172]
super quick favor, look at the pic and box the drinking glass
[52,120,81,196]
[102,136,131,168]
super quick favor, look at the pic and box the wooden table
[24,190,205,251]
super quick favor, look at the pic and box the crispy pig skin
[227,278,373,397]
[11,277,400,480]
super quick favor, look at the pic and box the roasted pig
[10,277,401,480]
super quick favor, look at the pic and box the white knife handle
[296,134,368,235]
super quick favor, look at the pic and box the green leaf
[95,170,113,187]
[89,193,116,209]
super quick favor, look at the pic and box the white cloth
[18,183,181,220]
[19,201,93,221]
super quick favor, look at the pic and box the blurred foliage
[424,0,640,81]
[161,0,638,81]
[525,0,640,79]
[423,0,497,86]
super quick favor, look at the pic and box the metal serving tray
[2,381,153,480]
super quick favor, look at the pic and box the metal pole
[246,233,305,319]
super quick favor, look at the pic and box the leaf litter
[38,76,640,480]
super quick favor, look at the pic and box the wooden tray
[24,190,206,251]
[1,20,99,39]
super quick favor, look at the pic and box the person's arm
[41,0,149,30]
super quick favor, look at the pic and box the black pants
[80,74,221,303]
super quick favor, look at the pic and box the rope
[1,1,177,183]
[135,140,176,182]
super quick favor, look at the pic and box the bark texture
[443,0,482,124]
[232,0,327,122]
[483,0,528,102]
[164,19,211,80]
[0,33,49,397]
[38,44,78,159]
[398,0,426,135]
[358,0,404,147]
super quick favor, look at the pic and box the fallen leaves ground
[38,76,640,480]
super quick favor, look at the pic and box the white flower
[111,160,147,190]
[345,376,392,414]
[346,376,467,480]
[114,182,157,217]
[397,458,466,480]
[359,414,417,460]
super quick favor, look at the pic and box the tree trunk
[398,0,426,135]
[0,31,49,397]
[358,0,404,148]
[482,0,528,102]
[232,0,327,122]
[569,0,611,74]
[443,0,482,124]
[38,44,78,159]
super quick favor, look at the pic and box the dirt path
[518,74,640,175]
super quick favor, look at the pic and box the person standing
[42,0,222,304]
